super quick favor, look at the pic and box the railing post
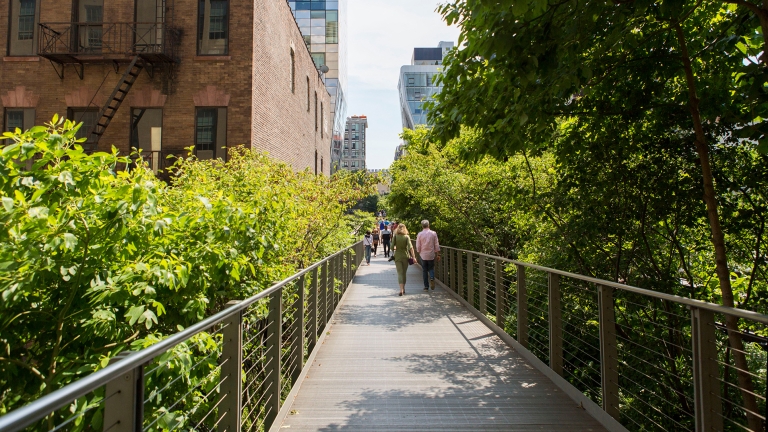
[597,284,620,421]
[448,249,459,293]
[327,257,334,320]
[346,249,351,287]
[309,268,318,351]
[479,255,487,314]
[290,276,305,385]
[516,264,528,348]
[457,251,464,299]
[320,260,328,331]
[218,301,243,432]
[691,307,723,431]
[103,352,144,432]
[548,273,562,376]
[467,252,474,306]
[495,259,504,328]
[265,288,282,428]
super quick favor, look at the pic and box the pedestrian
[381,225,392,257]
[416,220,441,291]
[392,223,415,296]
[363,230,373,265]
[379,219,385,231]
[372,227,380,257]
[391,221,399,233]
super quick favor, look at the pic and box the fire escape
[37,1,179,151]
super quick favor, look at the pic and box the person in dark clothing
[381,226,392,257]
[372,228,380,257]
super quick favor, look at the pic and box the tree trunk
[675,24,763,431]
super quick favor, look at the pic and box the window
[290,49,296,93]
[198,0,229,55]
[311,52,325,68]
[9,0,38,55]
[307,77,310,111]
[67,108,99,146]
[130,108,163,172]
[325,11,338,44]
[314,92,318,131]
[320,157,323,173]
[4,108,34,132]
[76,1,103,53]
[314,150,318,174]
[195,108,227,160]
[320,103,324,138]
[342,161,348,168]
[17,0,34,40]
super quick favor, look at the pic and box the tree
[430,0,768,427]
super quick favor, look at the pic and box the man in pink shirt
[416,220,441,291]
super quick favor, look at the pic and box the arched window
[290,48,296,93]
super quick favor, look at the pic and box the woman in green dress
[392,223,414,296]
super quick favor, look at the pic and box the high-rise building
[289,1,348,173]
[342,115,367,171]
[398,41,454,130]
[394,143,406,161]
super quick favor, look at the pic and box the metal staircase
[87,55,144,149]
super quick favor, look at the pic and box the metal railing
[0,241,365,432]
[422,246,768,432]
[38,22,178,61]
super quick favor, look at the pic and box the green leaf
[125,306,145,326]
[2,197,14,212]
[62,233,78,251]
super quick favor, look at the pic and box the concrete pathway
[278,254,608,431]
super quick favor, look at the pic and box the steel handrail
[0,242,361,432]
[441,246,768,325]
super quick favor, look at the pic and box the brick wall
[0,0,329,174]
[251,0,332,176]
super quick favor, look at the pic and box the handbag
[407,237,416,265]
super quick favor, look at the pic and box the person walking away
[379,219,385,231]
[363,231,373,265]
[392,223,414,296]
[381,225,392,257]
[416,220,441,291]
[372,228,380,257]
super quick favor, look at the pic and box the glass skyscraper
[289,0,348,173]
[398,41,454,130]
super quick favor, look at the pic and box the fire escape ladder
[89,55,144,145]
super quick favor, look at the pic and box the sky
[346,1,460,170]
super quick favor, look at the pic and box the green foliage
[0,118,375,420]
[389,127,767,430]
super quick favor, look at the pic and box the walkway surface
[278,254,608,431]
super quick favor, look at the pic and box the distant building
[394,143,406,161]
[398,41,454,130]
[341,115,367,171]
[368,169,390,195]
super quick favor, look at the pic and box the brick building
[0,0,332,175]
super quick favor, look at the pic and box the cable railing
[416,245,768,432]
[0,241,365,432]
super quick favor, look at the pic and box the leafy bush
[0,117,375,416]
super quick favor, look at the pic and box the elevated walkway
[277,255,607,431]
